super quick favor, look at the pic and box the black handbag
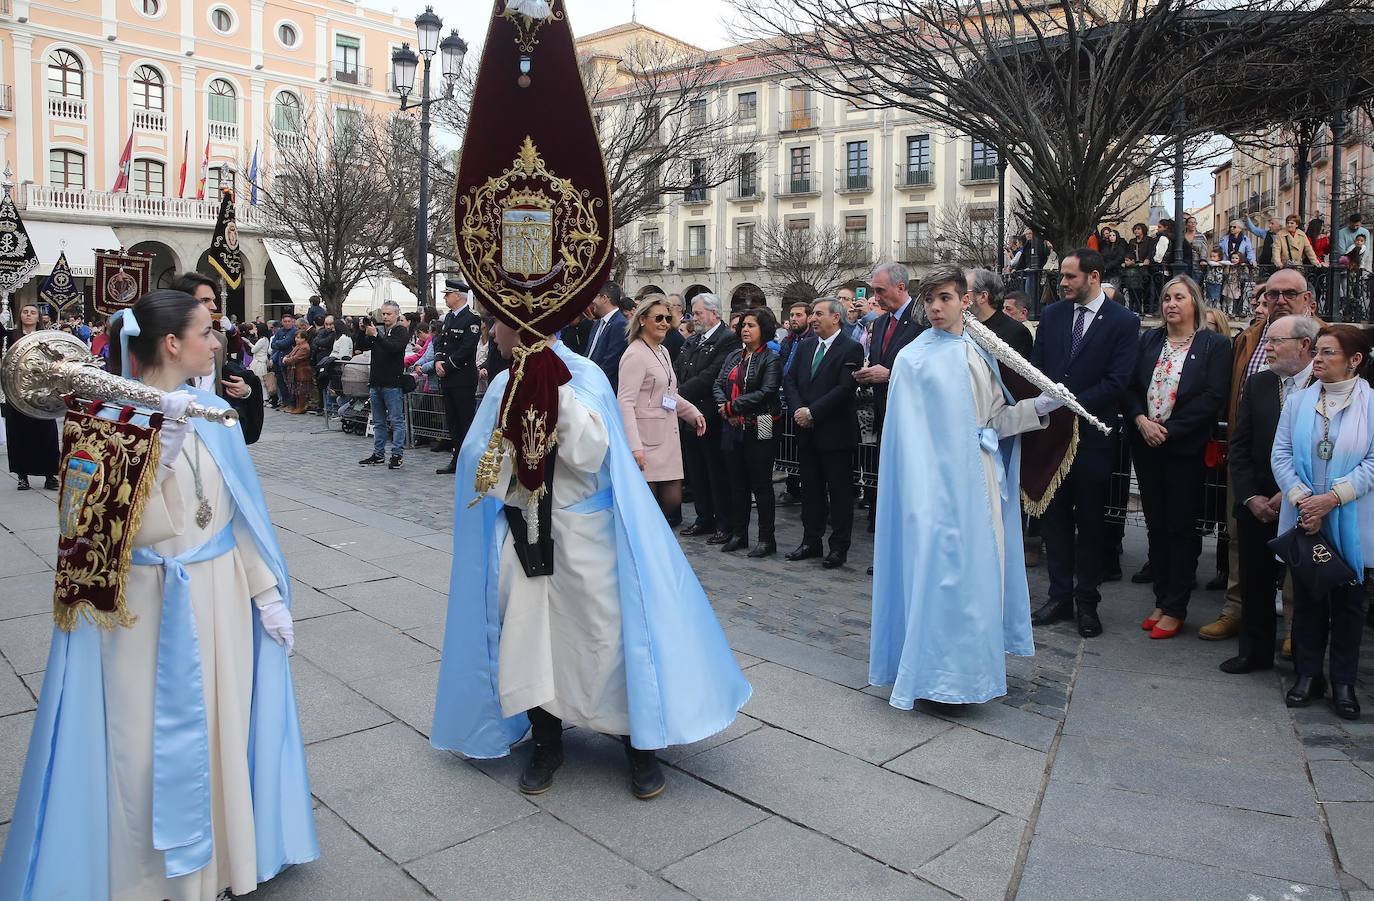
[1267,526,1358,597]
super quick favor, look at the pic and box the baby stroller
[335,351,373,435]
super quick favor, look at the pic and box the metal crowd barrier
[406,388,449,444]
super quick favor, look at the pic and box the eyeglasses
[1263,289,1305,301]
[1316,348,1346,358]
[648,314,670,323]
[1262,336,1304,345]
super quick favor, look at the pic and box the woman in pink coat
[618,293,707,517]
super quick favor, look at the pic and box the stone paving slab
[291,657,393,746]
[307,722,535,864]
[1033,780,1338,888]
[0,570,55,622]
[324,576,448,630]
[292,611,438,683]
[723,624,870,689]
[347,661,441,737]
[0,613,54,676]
[0,663,35,719]
[404,812,692,901]
[1310,760,1374,802]
[884,726,1046,818]
[740,661,951,764]
[915,814,1027,901]
[0,532,50,577]
[282,545,392,591]
[682,726,997,873]
[1323,801,1374,887]
[475,729,770,872]
[312,526,440,563]
[0,712,35,824]
[253,807,431,901]
[661,815,955,901]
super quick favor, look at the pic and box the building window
[845,215,868,247]
[644,104,662,145]
[786,86,813,129]
[334,35,360,78]
[49,150,86,190]
[970,141,998,181]
[140,0,161,16]
[738,91,757,121]
[736,222,755,253]
[686,224,707,255]
[274,92,303,133]
[209,6,235,33]
[131,159,165,196]
[905,134,931,185]
[335,106,362,138]
[789,146,811,193]
[738,152,758,197]
[688,98,707,128]
[207,166,234,195]
[645,162,661,198]
[904,212,930,247]
[846,140,869,190]
[208,78,237,124]
[786,217,810,235]
[685,158,707,203]
[277,22,299,48]
[641,227,660,253]
[132,65,164,112]
[47,50,84,98]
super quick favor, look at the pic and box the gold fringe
[1020,418,1079,517]
[53,427,161,632]
[468,337,554,508]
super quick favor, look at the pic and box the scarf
[1292,379,1370,573]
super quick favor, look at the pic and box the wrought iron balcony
[897,240,938,265]
[634,251,664,272]
[331,63,373,87]
[780,177,818,197]
[730,250,760,269]
[682,186,710,205]
[680,250,711,271]
[962,162,998,184]
[779,106,819,133]
[900,168,933,189]
[730,180,762,202]
[839,172,872,193]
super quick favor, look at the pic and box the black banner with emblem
[206,188,245,321]
[0,189,40,300]
[38,251,85,319]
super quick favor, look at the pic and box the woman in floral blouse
[1124,275,1233,639]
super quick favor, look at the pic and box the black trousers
[1235,508,1281,664]
[1133,441,1206,619]
[725,433,777,543]
[683,427,730,531]
[1291,578,1367,684]
[799,444,855,555]
[440,378,477,453]
[1041,443,1115,610]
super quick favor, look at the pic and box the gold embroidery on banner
[52,416,161,631]
[500,2,564,54]
[520,407,553,470]
[459,137,605,321]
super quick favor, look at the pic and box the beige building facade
[1,0,411,319]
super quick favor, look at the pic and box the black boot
[623,740,665,800]
[1285,675,1328,708]
[720,535,748,553]
[747,539,776,558]
[15,476,30,491]
[436,455,457,475]
[519,710,564,795]
[43,476,59,491]
[1331,683,1361,721]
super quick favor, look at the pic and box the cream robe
[493,384,630,735]
[966,344,1047,571]
[103,434,279,901]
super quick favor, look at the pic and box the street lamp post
[390,7,467,312]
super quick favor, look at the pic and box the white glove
[1033,392,1065,417]
[158,391,196,467]
[258,600,295,651]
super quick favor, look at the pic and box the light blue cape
[869,328,1034,707]
[0,387,318,901]
[431,342,751,756]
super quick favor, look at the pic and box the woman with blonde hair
[1124,275,1233,639]
[617,293,706,517]
[1202,306,1232,336]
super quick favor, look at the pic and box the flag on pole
[110,131,134,193]
[195,135,210,200]
[248,142,260,206]
[206,189,245,320]
[177,130,189,198]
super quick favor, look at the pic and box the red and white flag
[110,131,134,193]
[195,135,210,200]
[176,130,189,198]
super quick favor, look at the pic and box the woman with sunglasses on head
[617,294,707,518]
[1272,324,1374,721]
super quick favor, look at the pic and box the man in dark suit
[1029,248,1140,638]
[967,267,1033,358]
[432,277,483,475]
[784,297,864,569]
[581,281,628,391]
[677,292,739,542]
[1221,313,1317,673]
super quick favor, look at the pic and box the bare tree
[728,0,1372,250]
[933,201,1018,269]
[753,219,871,300]
[250,107,399,317]
[583,40,757,245]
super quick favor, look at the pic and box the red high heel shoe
[1149,620,1184,640]
[1141,616,1159,631]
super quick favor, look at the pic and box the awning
[23,220,121,277]
[263,240,317,306]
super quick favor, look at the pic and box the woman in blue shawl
[1272,324,1374,721]
[0,290,318,900]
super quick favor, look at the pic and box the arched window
[207,166,234,195]
[132,159,165,196]
[207,79,236,123]
[48,150,86,190]
[132,65,164,111]
[142,0,162,15]
[273,91,302,133]
[47,50,84,98]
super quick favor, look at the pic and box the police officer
[433,276,482,475]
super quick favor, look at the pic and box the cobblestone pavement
[0,407,1371,900]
